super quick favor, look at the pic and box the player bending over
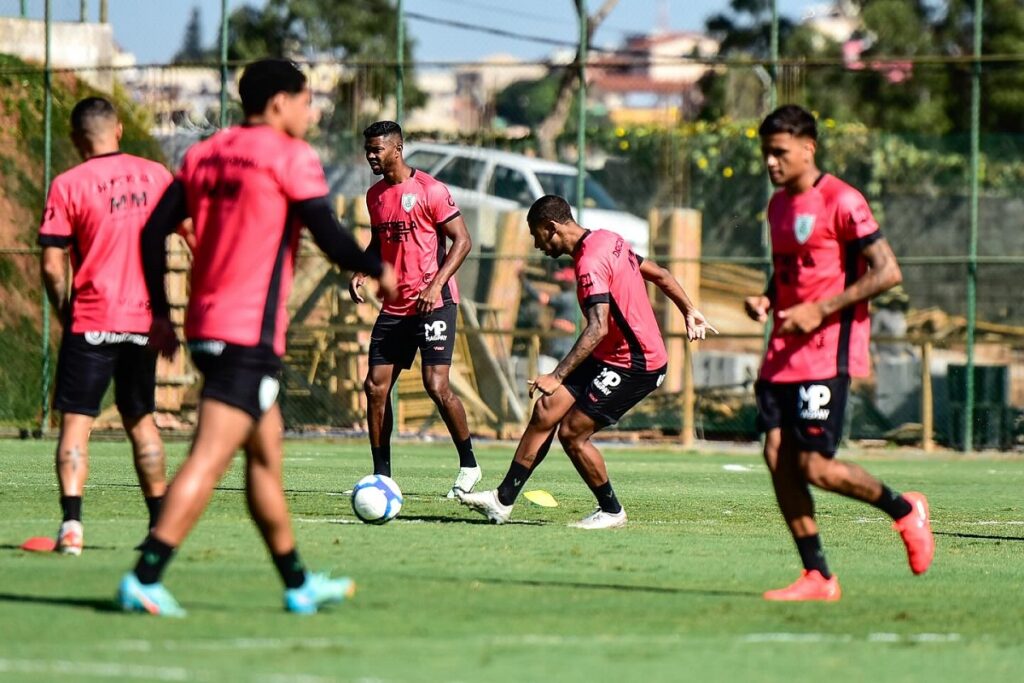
[749,105,933,601]
[117,59,395,617]
[458,195,714,528]
[39,97,176,555]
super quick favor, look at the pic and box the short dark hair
[527,195,573,226]
[238,59,307,117]
[759,104,817,140]
[363,120,403,140]
[70,97,117,134]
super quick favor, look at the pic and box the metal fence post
[396,0,405,124]
[20,1,27,18]
[576,0,588,228]
[80,0,88,22]
[40,0,53,435]
[219,0,229,128]
[964,0,983,452]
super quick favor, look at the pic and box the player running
[349,121,480,497]
[458,195,714,528]
[748,105,934,601]
[38,97,174,555]
[117,59,395,617]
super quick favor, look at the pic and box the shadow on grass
[934,530,1024,542]
[397,514,545,526]
[0,544,121,552]
[414,573,759,598]
[0,591,121,612]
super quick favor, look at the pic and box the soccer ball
[351,474,403,524]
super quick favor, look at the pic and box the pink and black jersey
[177,125,330,356]
[38,152,173,334]
[761,174,881,382]
[573,229,667,371]
[367,169,461,316]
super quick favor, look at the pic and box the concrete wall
[0,17,115,89]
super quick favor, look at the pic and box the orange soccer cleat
[763,570,842,602]
[893,491,934,575]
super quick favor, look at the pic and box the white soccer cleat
[56,520,84,555]
[447,466,482,498]
[456,488,513,524]
[569,507,627,530]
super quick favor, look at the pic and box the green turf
[1,439,1023,682]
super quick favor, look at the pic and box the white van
[404,142,650,256]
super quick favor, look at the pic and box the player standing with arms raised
[38,97,173,555]
[350,121,480,497]
[458,195,714,527]
[748,105,934,601]
[117,59,394,616]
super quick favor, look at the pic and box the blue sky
[17,0,822,64]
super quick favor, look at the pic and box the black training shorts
[562,357,667,427]
[368,303,458,369]
[755,375,851,457]
[54,332,156,419]
[189,340,282,420]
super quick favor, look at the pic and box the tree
[173,6,206,64]
[495,77,561,128]
[535,0,620,160]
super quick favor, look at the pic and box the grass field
[1,438,1023,682]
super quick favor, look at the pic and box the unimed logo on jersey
[424,320,448,342]
[591,368,621,396]
[798,384,832,420]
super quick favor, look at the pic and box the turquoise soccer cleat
[117,572,186,618]
[284,572,356,614]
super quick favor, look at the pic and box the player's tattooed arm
[778,236,902,335]
[639,258,717,340]
[40,247,69,322]
[417,214,472,315]
[530,302,609,398]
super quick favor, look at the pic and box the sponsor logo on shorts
[188,339,227,356]
[798,384,832,421]
[656,373,666,387]
[591,367,622,396]
[424,320,448,343]
[84,331,148,346]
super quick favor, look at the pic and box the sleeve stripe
[438,211,461,226]
[583,293,610,309]
[38,234,71,248]
[850,231,883,252]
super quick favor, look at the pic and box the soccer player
[747,105,934,601]
[458,195,714,528]
[349,121,480,497]
[117,59,395,617]
[38,97,173,555]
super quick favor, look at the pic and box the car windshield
[535,172,619,211]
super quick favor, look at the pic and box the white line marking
[722,464,753,472]
[0,658,196,681]
[741,633,962,645]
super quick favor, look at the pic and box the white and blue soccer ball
[351,474,403,524]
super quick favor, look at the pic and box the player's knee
[800,455,833,489]
[363,376,390,403]
[557,421,584,453]
[423,373,451,402]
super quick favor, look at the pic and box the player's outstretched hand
[349,273,368,304]
[744,295,771,323]
[376,264,398,303]
[148,316,179,360]
[777,301,825,335]
[685,309,718,341]
[528,373,561,398]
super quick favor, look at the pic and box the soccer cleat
[763,570,841,602]
[456,488,513,524]
[446,466,482,498]
[893,491,934,575]
[284,572,356,615]
[117,572,186,617]
[56,520,83,556]
[569,507,628,530]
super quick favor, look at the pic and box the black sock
[144,496,163,530]
[272,548,307,589]
[60,495,82,523]
[134,535,176,585]
[872,485,914,520]
[455,437,477,468]
[496,462,531,506]
[590,480,622,514]
[371,445,391,477]
[795,534,831,578]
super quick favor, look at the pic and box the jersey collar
[571,229,592,257]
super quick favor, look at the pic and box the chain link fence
[1,4,1022,451]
